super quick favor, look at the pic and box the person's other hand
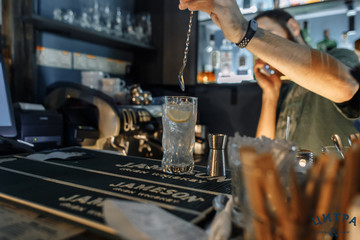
[179,0,247,44]
[254,59,282,100]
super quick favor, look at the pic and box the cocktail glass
[161,96,198,174]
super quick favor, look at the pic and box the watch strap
[236,19,258,48]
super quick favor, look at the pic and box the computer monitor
[0,53,17,137]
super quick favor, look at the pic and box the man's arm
[247,30,358,103]
[179,0,359,103]
[254,60,282,139]
[255,92,278,139]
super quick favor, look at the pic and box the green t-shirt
[275,48,360,156]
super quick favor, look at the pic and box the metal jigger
[207,133,228,176]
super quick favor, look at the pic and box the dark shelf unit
[5,0,196,102]
[22,14,156,52]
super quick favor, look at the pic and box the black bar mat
[47,147,232,194]
[0,167,203,235]
[0,148,232,235]
[1,158,220,213]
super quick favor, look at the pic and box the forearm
[256,94,278,139]
[247,29,359,103]
[179,0,359,102]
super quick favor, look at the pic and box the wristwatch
[236,19,258,48]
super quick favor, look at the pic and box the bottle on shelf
[338,31,353,50]
[235,48,254,80]
[301,21,313,48]
[252,0,274,12]
[208,34,220,80]
[219,38,234,80]
[197,65,216,84]
[316,29,337,52]
[197,34,219,84]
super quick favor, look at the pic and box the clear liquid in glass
[161,96,197,174]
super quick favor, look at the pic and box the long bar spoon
[178,11,194,92]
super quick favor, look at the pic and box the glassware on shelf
[139,13,152,44]
[145,13,152,43]
[51,2,152,46]
[79,11,91,29]
[53,8,62,21]
[124,13,136,40]
[103,4,112,34]
[86,5,94,25]
[113,7,123,37]
[135,14,145,42]
[62,9,75,24]
[92,0,102,32]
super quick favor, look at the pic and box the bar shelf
[22,14,156,52]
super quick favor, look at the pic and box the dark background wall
[144,83,263,137]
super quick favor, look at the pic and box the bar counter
[0,147,231,239]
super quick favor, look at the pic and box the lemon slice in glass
[167,106,192,123]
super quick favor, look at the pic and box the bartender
[179,0,360,155]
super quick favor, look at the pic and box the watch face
[250,19,258,31]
